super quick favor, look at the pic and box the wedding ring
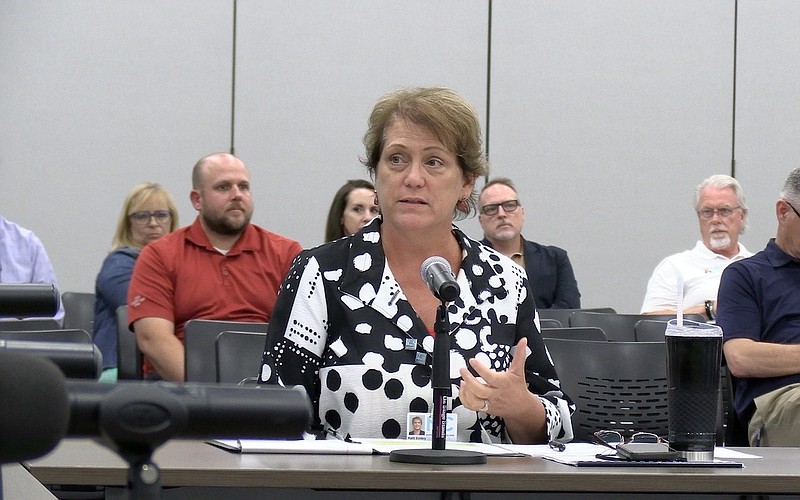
[479,399,489,413]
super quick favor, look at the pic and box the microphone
[0,283,60,318]
[66,381,312,445]
[0,351,69,463]
[420,256,460,302]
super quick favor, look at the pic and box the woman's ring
[479,399,489,413]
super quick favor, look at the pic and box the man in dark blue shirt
[717,166,800,446]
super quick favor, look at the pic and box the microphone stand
[96,385,184,500]
[431,302,450,451]
[389,300,486,465]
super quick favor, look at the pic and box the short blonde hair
[111,183,179,250]
[361,87,489,220]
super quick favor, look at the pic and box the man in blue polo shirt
[718,166,800,446]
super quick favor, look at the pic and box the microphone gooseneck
[419,256,460,302]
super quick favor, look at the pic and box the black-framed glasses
[592,430,662,450]
[480,199,520,216]
[697,206,741,220]
[129,210,171,225]
[785,200,800,219]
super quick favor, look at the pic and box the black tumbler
[665,319,723,461]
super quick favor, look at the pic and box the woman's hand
[458,337,547,443]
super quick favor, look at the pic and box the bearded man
[641,174,752,319]
[128,152,301,380]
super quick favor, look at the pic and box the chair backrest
[61,292,96,335]
[0,318,61,331]
[544,338,669,442]
[0,339,102,379]
[634,319,670,342]
[541,326,607,342]
[537,307,616,329]
[0,328,91,343]
[184,319,269,382]
[215,330,268,384]
[721,358,749,446]
[568,312,707,342]
[115,305,142,380]
[538,318,562,329]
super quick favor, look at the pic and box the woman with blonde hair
[93,183,179,381]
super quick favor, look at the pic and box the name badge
[406,412,457,441]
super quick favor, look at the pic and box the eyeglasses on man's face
[480,199,520,217]
[697,206,741,220]
[129,210,172,225]
[592,430,662,450]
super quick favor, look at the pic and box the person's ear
[190,189,202,211]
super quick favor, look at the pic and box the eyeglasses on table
[592,429,664,450]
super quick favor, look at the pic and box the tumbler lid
[665,318,722,337]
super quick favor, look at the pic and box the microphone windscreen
[0,351,69,463]
[66,381,312,441]
[419,256,452,283]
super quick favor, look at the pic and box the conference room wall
[0,1,233,297]
[0,1,788,315]
[734,0,800,256]
[231,0,489,254]
[489,0,736,312]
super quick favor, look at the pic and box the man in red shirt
[128,152,302,381]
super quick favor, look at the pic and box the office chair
[184,319,268,383]
[538,318,562,329]
[0,328,91,343]
[215,330,268,384]
[540,326,607,342]
[722,357,750,446]
[61,292,96,335]
[536,307,616,329]
[0,339,102,379]
[545,338,669,442]
[116,305,142,380]
[0,318,61,331]
[569,312,707,341]
[633,319,670,342]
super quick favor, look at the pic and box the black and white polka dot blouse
[259,218,574,444]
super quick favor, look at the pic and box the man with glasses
[127,152,302,381]
[641,174,752,318]
[718,167,800,446]
[478,177,581,309]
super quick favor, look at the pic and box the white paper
[499,442,761,460]
[358,438,524,456]
[209,438,374,455]
[209,438,523,456]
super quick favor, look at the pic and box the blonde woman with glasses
[93,183,179,382]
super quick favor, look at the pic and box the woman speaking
[259,87,573,445]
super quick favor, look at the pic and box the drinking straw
[676,274,684,326]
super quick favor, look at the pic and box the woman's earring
[457,198,468,212]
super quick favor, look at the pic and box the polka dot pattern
[259,218,574,443]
